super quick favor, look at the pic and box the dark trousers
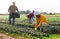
[9,13,15,24]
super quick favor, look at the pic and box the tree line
[20,10,31,14]
[19,10,60,15]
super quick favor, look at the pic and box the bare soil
[0,33,25,39]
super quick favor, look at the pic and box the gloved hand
[35,28,37,30]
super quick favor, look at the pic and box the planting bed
[0,20,60,38]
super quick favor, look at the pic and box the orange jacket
[35,14,48,29]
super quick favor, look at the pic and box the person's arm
[37,16,44,28]
[35,19,38,28]
[16,6,19,12]
[35,17,39,30]
[35,19,43,30]
[8,6,11,12]
[38,20,43,27]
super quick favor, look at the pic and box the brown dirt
[0,33,26,39]
[0,33,15,39]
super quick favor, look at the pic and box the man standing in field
[8,2,19,25]
[34,11,49,35]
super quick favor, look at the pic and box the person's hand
[35,28,37,30]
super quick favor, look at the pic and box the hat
[34,11,40,16]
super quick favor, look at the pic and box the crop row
[0,22,60,38]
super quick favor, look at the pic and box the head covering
[34,11,40,16]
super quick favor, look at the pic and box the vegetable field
[0,14,60,39]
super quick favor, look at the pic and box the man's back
[8,5,18,13]
[35,14,48,29]
[27,12,34,18]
